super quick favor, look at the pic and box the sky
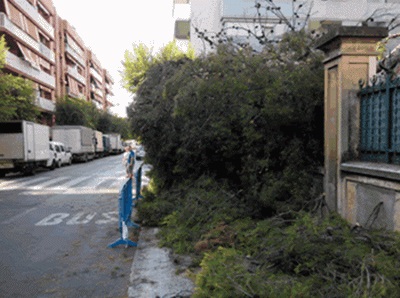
[52,0,175,118]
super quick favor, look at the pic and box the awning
[39,85,53,93]
[8,3,23,29]
[25,17,39,41]
[67,76,79,96]
[17,42,39,67]
[39,57,51,70]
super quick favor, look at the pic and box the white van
[49,141,72,168]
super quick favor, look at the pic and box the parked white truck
[93,130,104,158]
[105,133,123,154]
[0,120,50,176]
[51,125,95,162]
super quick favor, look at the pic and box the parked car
[49,141,72,168]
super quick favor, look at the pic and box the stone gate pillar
[316,26,388,212]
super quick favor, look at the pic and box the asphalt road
[0,154,139,297]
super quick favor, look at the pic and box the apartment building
[0,0,113,125]
[0,0,57,124]
[173,0,190,50]
[103,69,113,111]
[55,17,87,102]
[190,0,400,54]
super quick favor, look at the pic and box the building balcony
[92,99,103,110]
[66,87,85,99]
[13,0,54,38]
[35,96,55,112]
[0,13,55,62]
[106,94,113,102]
[65,43,85,66]
[173,2,190,19]
[90,67,103,83]
[6,51,55,88]
[67,66,86,85]
[91,84,103,97]
[39,43,55,63]
[105,83,113,93]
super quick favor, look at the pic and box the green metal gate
[359,73,400,164]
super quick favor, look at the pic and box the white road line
[83,176,110,188]
[29,177,67,190]
[51,176,91,190]
[1,207,37,225]
[0,176,49,190]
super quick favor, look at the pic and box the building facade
[190,0,400,55]
[0,0,113,125]
[173,0,190,50]
[0,0,57,123]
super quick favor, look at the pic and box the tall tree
[121,40,195,94]
[0,35,38,121]
[0,35,7,68]
[55,96,131,138]
[55,97,88,126]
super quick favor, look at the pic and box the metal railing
[108,164,144,248]
[359,73,400,164]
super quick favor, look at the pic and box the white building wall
[190,0,400,55]
[311,0,400,26]
[190,0,223,55]
[173,1,191,51]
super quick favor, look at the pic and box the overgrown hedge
[128,31,400,296]
[131,31,324,217]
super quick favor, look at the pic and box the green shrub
[192,213,400,297]
[194,247,311,298]
[130,32,324,217]
[158,176,248,254]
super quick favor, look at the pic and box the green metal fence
[359,73,400,164]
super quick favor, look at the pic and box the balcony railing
[67,66,86,85]
[90,67,103,83]
[39,43,55,63]
[95,88,103,97]
[65,44,85,66]
[93,99,103,110]
[35,96,55,112]
[14,0,54,38]
[6,51,55,87]
[0,13,55,62]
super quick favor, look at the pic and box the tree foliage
[194,213,400,298]
[55,97,131,138]
[0,35,7,69]
[128,31,324,216]
[0,35,39,122]
[0,74,39,122]
[122,40,195,94]
[124,2,400,296]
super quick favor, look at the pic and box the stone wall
[316,26,400,231]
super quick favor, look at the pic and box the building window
[174,20,190,40]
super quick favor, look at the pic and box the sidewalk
[127,227,195,298]
[127,163,194,297]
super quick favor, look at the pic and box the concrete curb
[128,227,194,298]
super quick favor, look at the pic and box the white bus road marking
[35,212,119,226]
[66,212,96,225]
